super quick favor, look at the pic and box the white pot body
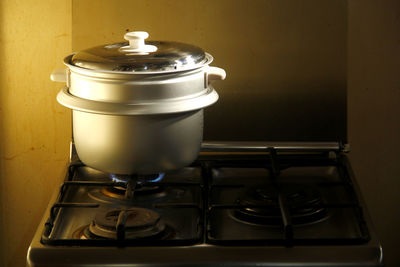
[55,54,225,175]
[72,109,203,175]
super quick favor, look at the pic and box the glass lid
[70,31,210,73]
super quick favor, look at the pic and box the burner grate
[41,163,204,246]
[41,147,370,247]
[204,148,370,247]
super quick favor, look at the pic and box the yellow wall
[0,0,71,266]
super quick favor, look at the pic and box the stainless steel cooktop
[27,142,383,267]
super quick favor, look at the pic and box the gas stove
[27,142,383,266]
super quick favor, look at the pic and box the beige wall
[0,1,399,266]
[0,0,72,266]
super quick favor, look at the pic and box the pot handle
[207,66,226,85]
[50,68,68,83]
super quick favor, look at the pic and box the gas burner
[88,174,166,202]
[100,183,164,199]
[110,173,165,184]
[233,184,328,226]
[75,208,169,240]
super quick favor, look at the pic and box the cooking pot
[52,31,225,175]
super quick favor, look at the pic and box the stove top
[27,142,383,267]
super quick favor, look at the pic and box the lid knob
[120,31,157,54]
[124,31,148,50]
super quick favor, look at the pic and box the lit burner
[88,173,166,202]
[109,173,165,184]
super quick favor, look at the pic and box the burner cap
[88,208,166,239]
[234,184,328,226]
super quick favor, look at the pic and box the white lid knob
[120,31,157,53]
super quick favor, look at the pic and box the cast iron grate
[41,146,370,247]
[202,148,370,246]
[41,163,204,246]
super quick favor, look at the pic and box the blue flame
[109,173,165,184]
[144,173,165,183]
[109,173,129,184]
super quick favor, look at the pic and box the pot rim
[57,86,219,115]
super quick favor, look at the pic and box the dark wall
[348,1,400,266]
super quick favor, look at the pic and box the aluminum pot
[52,31,225,175]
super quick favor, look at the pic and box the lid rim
[64,53,214,75]
[69,38,210,73]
